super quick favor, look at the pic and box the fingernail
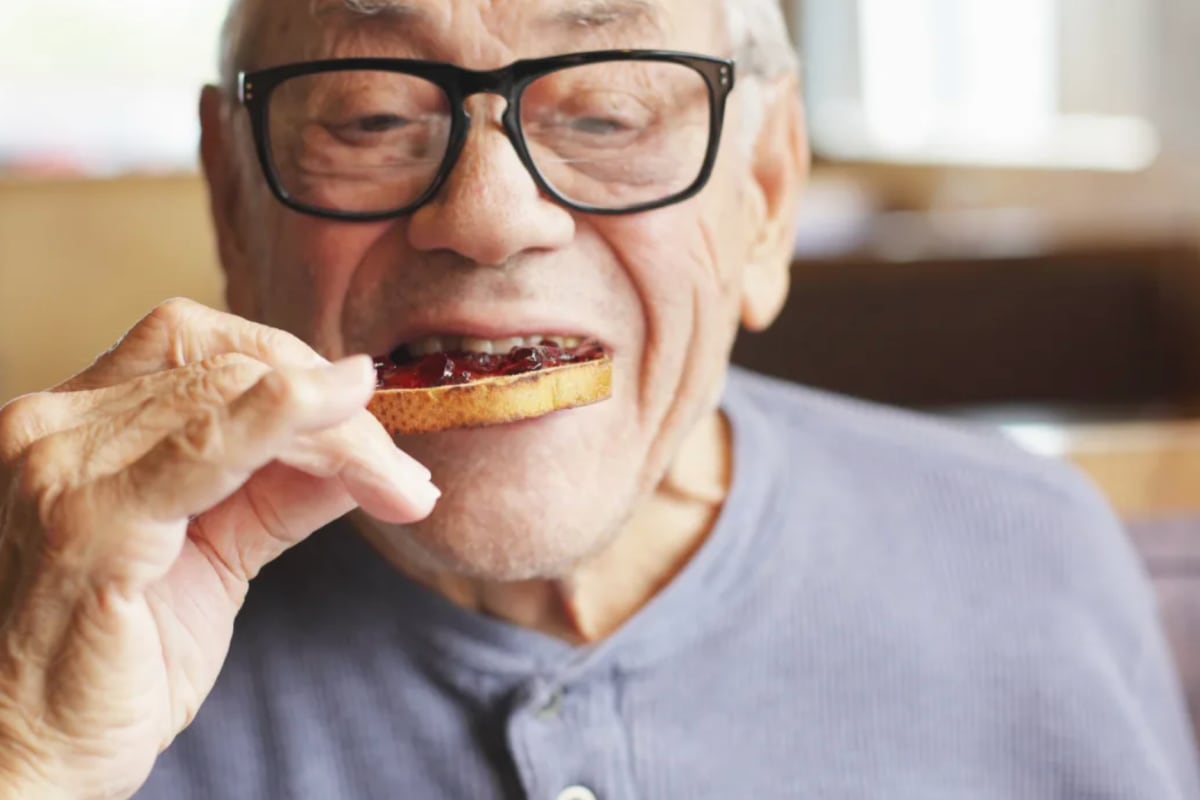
[409,479,442,509]
[381,451,439,507]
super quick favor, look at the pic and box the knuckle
[13,436,69,516]
[146,297,198,328]
[204,355,271,398]
[314,447,351,478]
[168,407,227,463]
[256,370,310,414]
[33,483,90,565]
[17,437,60,494]
[141,299,207,369]
[0,395,48,461]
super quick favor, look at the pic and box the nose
[405,103,575,267]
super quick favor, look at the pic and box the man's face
[206,0,800,579]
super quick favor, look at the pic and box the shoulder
[726,368,1156,655]
[728,367,1119,528]
[729,367,1091,505]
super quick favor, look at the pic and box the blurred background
[2,1,1199,708]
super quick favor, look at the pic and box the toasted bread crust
[368,356,612,434]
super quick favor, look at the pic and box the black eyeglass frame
[237,50,736,221]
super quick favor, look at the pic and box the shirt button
[556,786,598,800]
[535,687,564,720]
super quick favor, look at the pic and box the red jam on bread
[374,340,607,390]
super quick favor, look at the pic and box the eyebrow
[548,0,666,34]
[313,0,666,37]
[312,0,426,23]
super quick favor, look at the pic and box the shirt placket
[505,671,639,800]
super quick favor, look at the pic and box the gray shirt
[137,369,1200,799]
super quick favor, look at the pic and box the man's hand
[0,299,438,799]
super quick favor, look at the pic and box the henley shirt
[136,369,1200,799]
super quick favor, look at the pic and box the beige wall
[0,175,224,402]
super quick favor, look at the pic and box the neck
[358,410,733,643]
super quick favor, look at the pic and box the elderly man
[0,0,1196,798]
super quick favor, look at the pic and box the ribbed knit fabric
[135,369,1200,799]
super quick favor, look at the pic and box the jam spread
[375,340,606,390]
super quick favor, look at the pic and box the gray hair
[721,0,799,145]
[722,0,800,79]
[220,0,798,90]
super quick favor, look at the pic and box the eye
[567,117,629,135]
[351,113,410,133]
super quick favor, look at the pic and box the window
[0,2,228,176]
[800,0,1161,170]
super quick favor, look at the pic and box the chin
[381,401,642,581]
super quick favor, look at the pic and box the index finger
[57,298,331,393]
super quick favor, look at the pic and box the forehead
[246,0,725,69]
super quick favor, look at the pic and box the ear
[739,74,810,332]
[199,85,258,318]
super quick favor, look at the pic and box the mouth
[375,333,608,390]
[394,333,588,361]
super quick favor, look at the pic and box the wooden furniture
[733,245,1200,412]
[1055,420,1200,517]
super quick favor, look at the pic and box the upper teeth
[406,334,582,357]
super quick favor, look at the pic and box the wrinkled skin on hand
[0,299,438,798]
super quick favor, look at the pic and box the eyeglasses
[237,50,735,221]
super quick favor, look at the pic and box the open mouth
[367,332,615,434]
[374,335,608,390]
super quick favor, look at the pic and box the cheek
[254,211,394,357]
[609,124,756,312]
[600,197,745,342]
[593,200,745,421]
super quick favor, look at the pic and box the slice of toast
[368,356,613,434]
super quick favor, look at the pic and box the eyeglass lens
[265,60,713,214]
